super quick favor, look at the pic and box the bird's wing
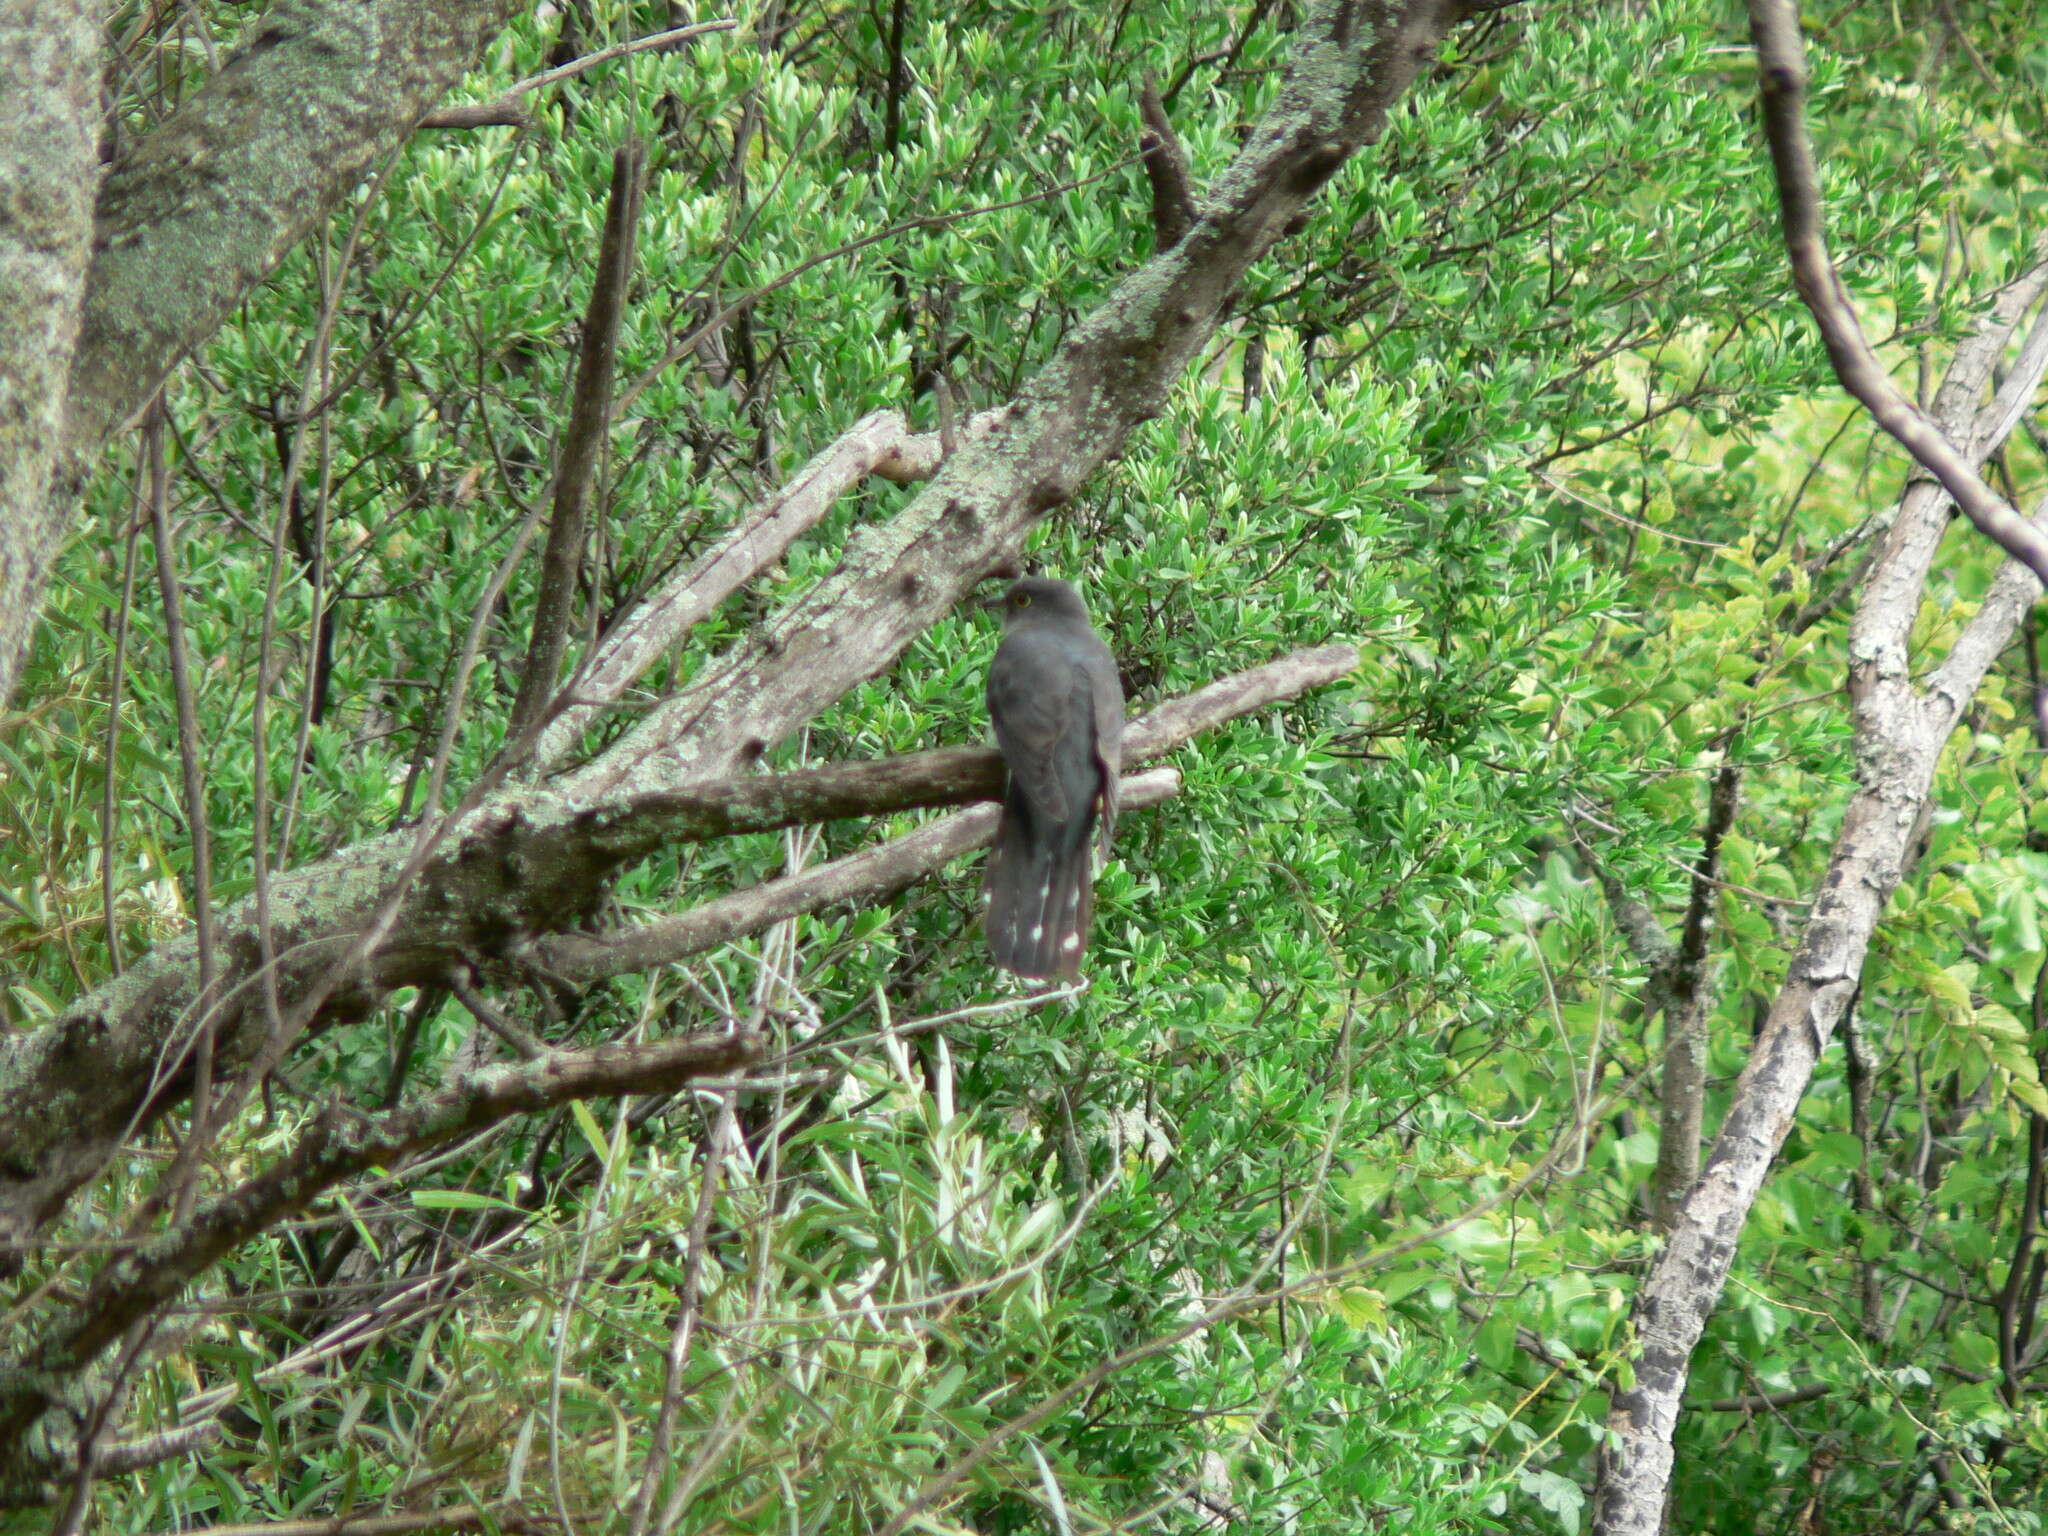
[988,628,1078,827]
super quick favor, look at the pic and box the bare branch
[566,642,1356,864]
[419,18,737,128]
[543,770,1179,983]
[139,1503,546,1536]
[508,140,647,743]
[1650,762,1739,1231]
[1698,1383,1829,1413]
[534,408,997,771]
[1123,643,1359,758]
[143,398,220,1211]
[1748,0,2048,586]
[415,99,530,129]
[93,1422,223,1479]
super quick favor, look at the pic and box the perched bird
[982,576,1124,979]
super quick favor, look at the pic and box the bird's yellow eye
[1015,593,1032,607]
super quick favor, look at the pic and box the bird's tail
[985,788,1096,980]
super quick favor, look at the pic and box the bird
[982,576,1124,979]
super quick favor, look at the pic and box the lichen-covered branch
[0,0,100,707]
[67,0,526,453]
[0,644,1353,1268]
[570,0,1474,803]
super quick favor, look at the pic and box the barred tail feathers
[985,787,1096,979]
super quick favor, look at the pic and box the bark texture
[0,0,100,706]
[0,0,526,711]
[66,0,525,451]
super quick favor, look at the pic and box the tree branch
[67,0,527,454]
[0,642,1352,1270]
[1748,0,2048,586]
[581,641,1358,852]
[1647,762,1739,1231]
[541,767,1176,984]
[507,139,646,743]
[418,18,736,129]
[1698,1383,1829,1413]
[1139,76,1199,249]
[0,1,531,709]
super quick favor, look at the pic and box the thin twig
[99,438,149,974]
[418,19,738,128]
[144,396,217,1219]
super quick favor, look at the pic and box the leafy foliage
[7,0,2048,1531]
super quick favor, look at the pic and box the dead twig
[508,140,646,744]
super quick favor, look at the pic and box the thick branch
[1748,0,2048,587]
[66,0,525,453]
[0,1,527,710]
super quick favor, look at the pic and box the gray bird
[983,577,1124,979]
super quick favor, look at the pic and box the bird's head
[984,576,1090,627]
